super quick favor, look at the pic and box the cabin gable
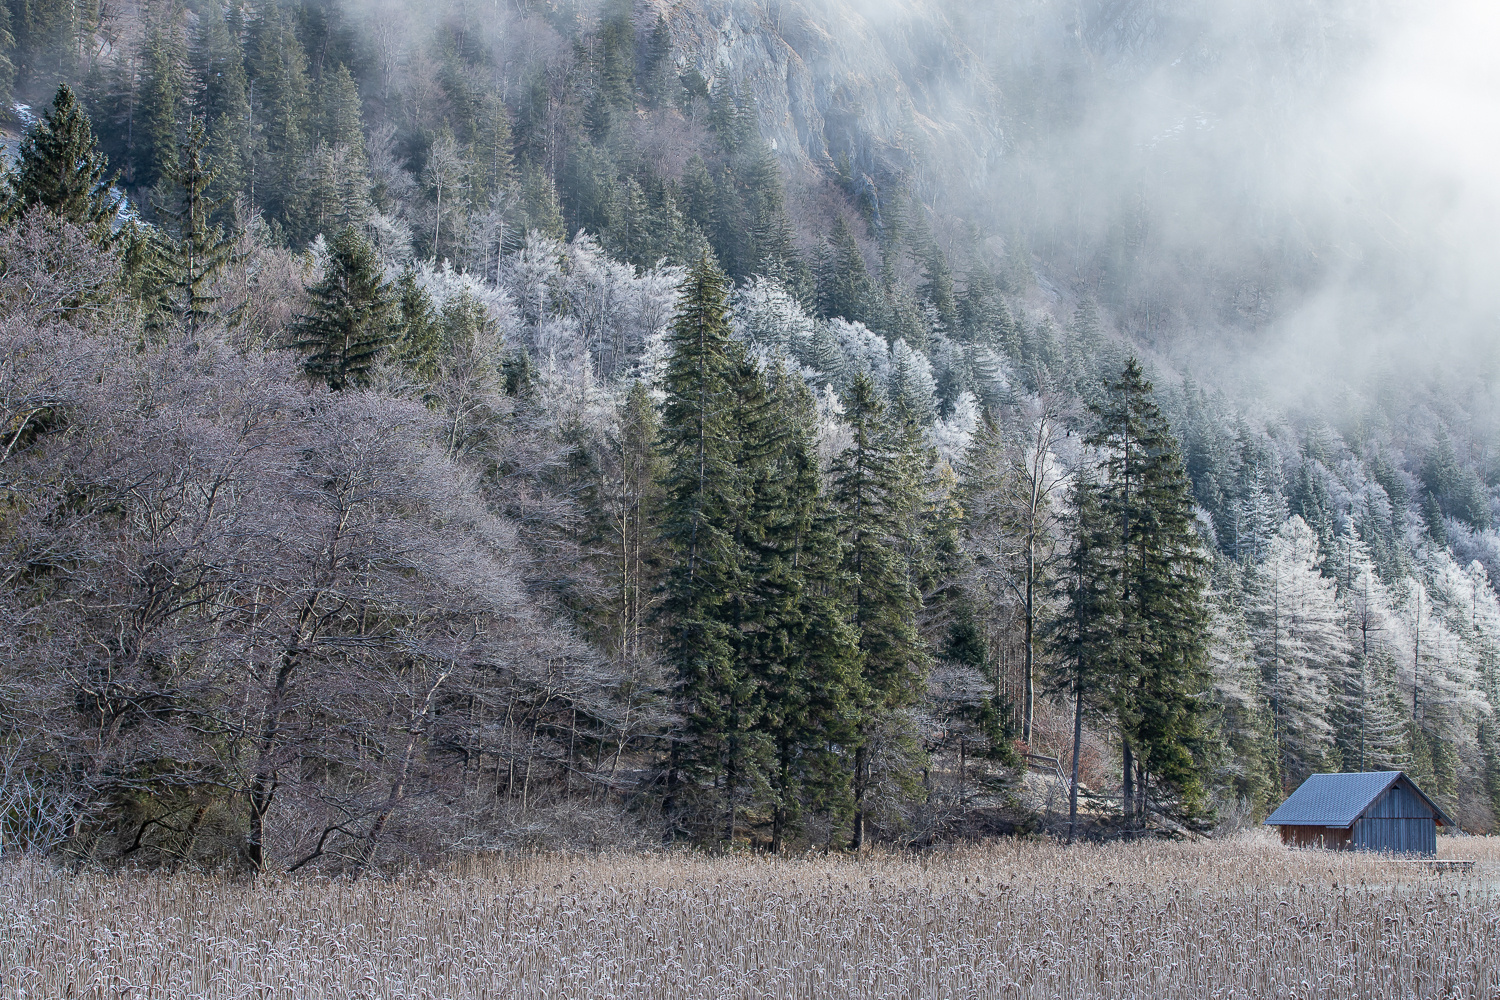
[1351,779,1438,855]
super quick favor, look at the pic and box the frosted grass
[2,836,1496,999]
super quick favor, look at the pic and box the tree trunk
[171,803,210,874]
[771,741,790,854]
[850,744,867,851]
[357,665,450,876]
[723,738,737,848]
[958,736,966,805]
[246,651,297,873]
[1068,683,1084,844]
[1023,551,1035,743]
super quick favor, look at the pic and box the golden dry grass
[3,834,1498,999]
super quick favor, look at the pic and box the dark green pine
[1045,473,1121,842]
[249,4,312,237]
[158,116,238,336]
[290,226,398,391]
[391,268,443,381]
[191,0,251,222]
[137,3,187,189]
[747,366,863,850]
[1087,357,1213,819]
[656,253,748,835]
[817,215,878,327]
[5,84,116,233]
[828,370,927,849]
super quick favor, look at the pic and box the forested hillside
[1,0,1497,869]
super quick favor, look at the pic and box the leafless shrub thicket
[0,217,664,870]
[2,837,1497,999]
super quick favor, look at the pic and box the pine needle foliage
[1087,358,1213,820]
[5,84,116,233]
[657,253,748,834]
[290,226,397,391]
[829,370,928,848]
[158,117,237,336]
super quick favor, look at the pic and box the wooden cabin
[1264,771,1456,856]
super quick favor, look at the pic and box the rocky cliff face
[652,0,1001,200]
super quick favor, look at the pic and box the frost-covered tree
[832,318,891,391]
[886,338,937,424]
[1204,589,1275,813]
[733,276,816,357]
[1246,517,1350,788]
[1414,548,1491,744]
[1330,527,1411,772]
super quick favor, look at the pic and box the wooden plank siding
[1278,826,1351,850]
[1352,782,1437,855]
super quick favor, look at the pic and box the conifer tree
[801,322,846,386]
[1046,473,1119,842]
[11,0,77,87]
[477,93,514,198]
[301,66,372,237]
[315,64,365,152]
[191,0,250,219]
[391,268,442,380]
[1330,526,1411,773]
[1203,582,1276,814]
[657,254,748,835]
[680,154,716,239]
[137,1,187,189]
[5,83,115,232]
[1246,516,1350,789]
[915,237,957,334]
[520,165,565,239]
[250,5,312,234]
[829,370,927,848]
[817,215,878,327]
[0,4,16,110]
[157,117,237,336]
[289,226,397,390]
[747,367,863,850]
[1087,358,1213,820]
[641,15,674,108]
[958,265,1010,348]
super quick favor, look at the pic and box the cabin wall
[1353,783,1437,855]
[1278,826,1352,850]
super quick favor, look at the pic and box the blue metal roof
[1264,771,1454,829]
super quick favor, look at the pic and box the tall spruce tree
[1046,473,1119,843]
[290,226,397,390]
[0,3,15,111]
[158,117,237,335]
[249,4,312,234]
[391,268,442,380]
[817,215,878,328]
[137,1,187,189]
[1087,358,1213,821]
[657,254,749,837]
[743,365,863,850]
[191,0,252,221]
[829,370,927,849]
[5,84,115,232]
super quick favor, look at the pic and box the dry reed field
[3,836,1499,1000]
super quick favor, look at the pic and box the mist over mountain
[1,0,1498,866]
